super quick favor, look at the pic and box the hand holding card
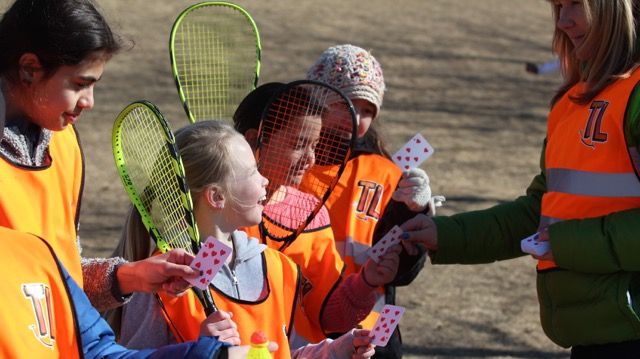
[187,236,232,290]
[520,232,550,257]
[392,133,434,170]
[369,304,405,347]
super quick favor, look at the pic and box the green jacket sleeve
[550,84,640,274]
[550,208,640,273]
[430,142,547,264]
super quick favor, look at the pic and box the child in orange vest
[306,44,441,358]
[234,82,404,344]
[0,0,201,313]
[112,120,377,359]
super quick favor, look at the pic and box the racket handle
[192,287,218,315]
[202,288,218,315]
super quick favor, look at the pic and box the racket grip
[202,288,218,315]
[191,287,218,315]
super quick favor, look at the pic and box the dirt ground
[2,0,572,357]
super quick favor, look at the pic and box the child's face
[259,114,322,189]
[352,99,376,138]
[225,135,269,228]
[554,0,591,60]
[23,53,106,131]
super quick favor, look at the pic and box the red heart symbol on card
[384,309,390,313]
[211,250,217,256]
[200,278,207,284]
[207,242,214,248]
[202,252,209,258]
[413,157,419,161]
[391,319,396,324]
[396,155,402,161]
[381,318,386,322]
[385,328,390,333]
[220,249,226,256]
[395,311,400,315]
[371,335,376,340]
[372,249,377,253]
[374,326,380,331]
[405,156,410,161]
[214,259,220,265]
[404,165,410,170]
[382,323,388,328]
[405,148,411,153]
[381,240,387,245]
[381,336,387,342]
[194,262,201,268]
[206,269,212,275]
[424,148,429,152]
[416,139,421,144]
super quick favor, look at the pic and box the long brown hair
[550,0,640,105]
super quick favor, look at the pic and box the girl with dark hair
[0,0,201,314]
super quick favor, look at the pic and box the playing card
[520,232,550,257]
[187,236,232,290]
[392,133,434,170]
[369,304,405,347]
[367,225,402,263]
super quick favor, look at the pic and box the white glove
[392,168,432,212]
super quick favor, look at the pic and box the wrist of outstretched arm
[115,261,139,295]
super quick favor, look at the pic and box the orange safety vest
[157,249,300,359]
[301,153,402,328]
[0,227,81,358]
[243,205,344,344]
[0,126,84,284]
[539,69,640,270]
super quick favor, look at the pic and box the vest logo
[580,100,609,148]
[22,283,56,349]
[355,180,383,221]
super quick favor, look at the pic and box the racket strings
[120,107,195,253]
[258,84,355,240]
[173,5,258,122]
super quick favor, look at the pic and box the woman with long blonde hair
[401,1,640,357]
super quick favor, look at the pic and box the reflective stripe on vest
[539,69,640,270]
[158,249,298,359]
[0,228,81,358]
[0,126,84,284]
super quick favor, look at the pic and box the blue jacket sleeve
[60,264,227,359]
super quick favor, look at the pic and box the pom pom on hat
[306,44,385,118]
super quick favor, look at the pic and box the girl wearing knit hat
[306,44,440,359]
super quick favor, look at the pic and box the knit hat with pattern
[306,44,385,118]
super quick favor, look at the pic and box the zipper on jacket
[231,268,240,298]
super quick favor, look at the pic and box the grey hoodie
[118,231,356,358]
[119,230,267,348]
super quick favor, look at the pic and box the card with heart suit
[369,304,406,347]
[367,225,402,263]
[520,232,550,257]
[187,236,232,290]
[391,133,434,171]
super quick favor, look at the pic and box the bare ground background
[1,0,571,357]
